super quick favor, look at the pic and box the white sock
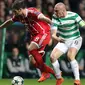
[52,60,61,79]
[70,59,80,80]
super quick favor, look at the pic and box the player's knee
[27,46,35,51]
[67,54,75,61]
[27,43,38,51]
[50,53,57,63]
[27,47,32,51]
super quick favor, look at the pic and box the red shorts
[31,32,50,51]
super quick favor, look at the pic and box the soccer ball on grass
[12,76,24,85]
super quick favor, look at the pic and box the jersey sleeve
[51,15,58,30]
[75,13,83,23]
[79,20,85,27]
[75,13,85,27]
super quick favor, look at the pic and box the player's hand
[26,43,30,50]
[57,37,65,43]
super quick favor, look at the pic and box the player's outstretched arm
[0,19,13,29]
[38,14,52,25]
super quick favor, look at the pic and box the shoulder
[27,7,41,16]
[67,11,75,14]
[28,7,39,12]
[67,11,79,16]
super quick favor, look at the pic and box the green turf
[0,79,85,85]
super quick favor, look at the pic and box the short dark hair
[12,0,26,10]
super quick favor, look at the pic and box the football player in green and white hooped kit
[50,2,85,85]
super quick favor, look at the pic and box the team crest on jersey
[34,37,39,41]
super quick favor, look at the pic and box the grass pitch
[0,78,85,85]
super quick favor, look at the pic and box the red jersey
[12,7,50,36]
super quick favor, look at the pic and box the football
[12,76,24,85]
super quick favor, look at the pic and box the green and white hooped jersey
[51,11,84,40]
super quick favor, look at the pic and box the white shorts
[54,37,82,53]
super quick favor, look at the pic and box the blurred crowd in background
[0,0,85,78]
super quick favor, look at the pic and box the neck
[23,8,27,17]
[65,11,67,17]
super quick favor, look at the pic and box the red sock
[29,49,55,75]
[27,51,39,68]
[43,63,55,76]
[29,49,45,72]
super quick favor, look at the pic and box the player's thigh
[38,33,50,56]
[50,42,68,62]
[28,34,42,51]
[40,32,50,46]
[28,42,39,51]
[67,48,78,61]
[31,33,50,48]
[67,37,82,60]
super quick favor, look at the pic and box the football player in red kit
[0,0,55,82]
